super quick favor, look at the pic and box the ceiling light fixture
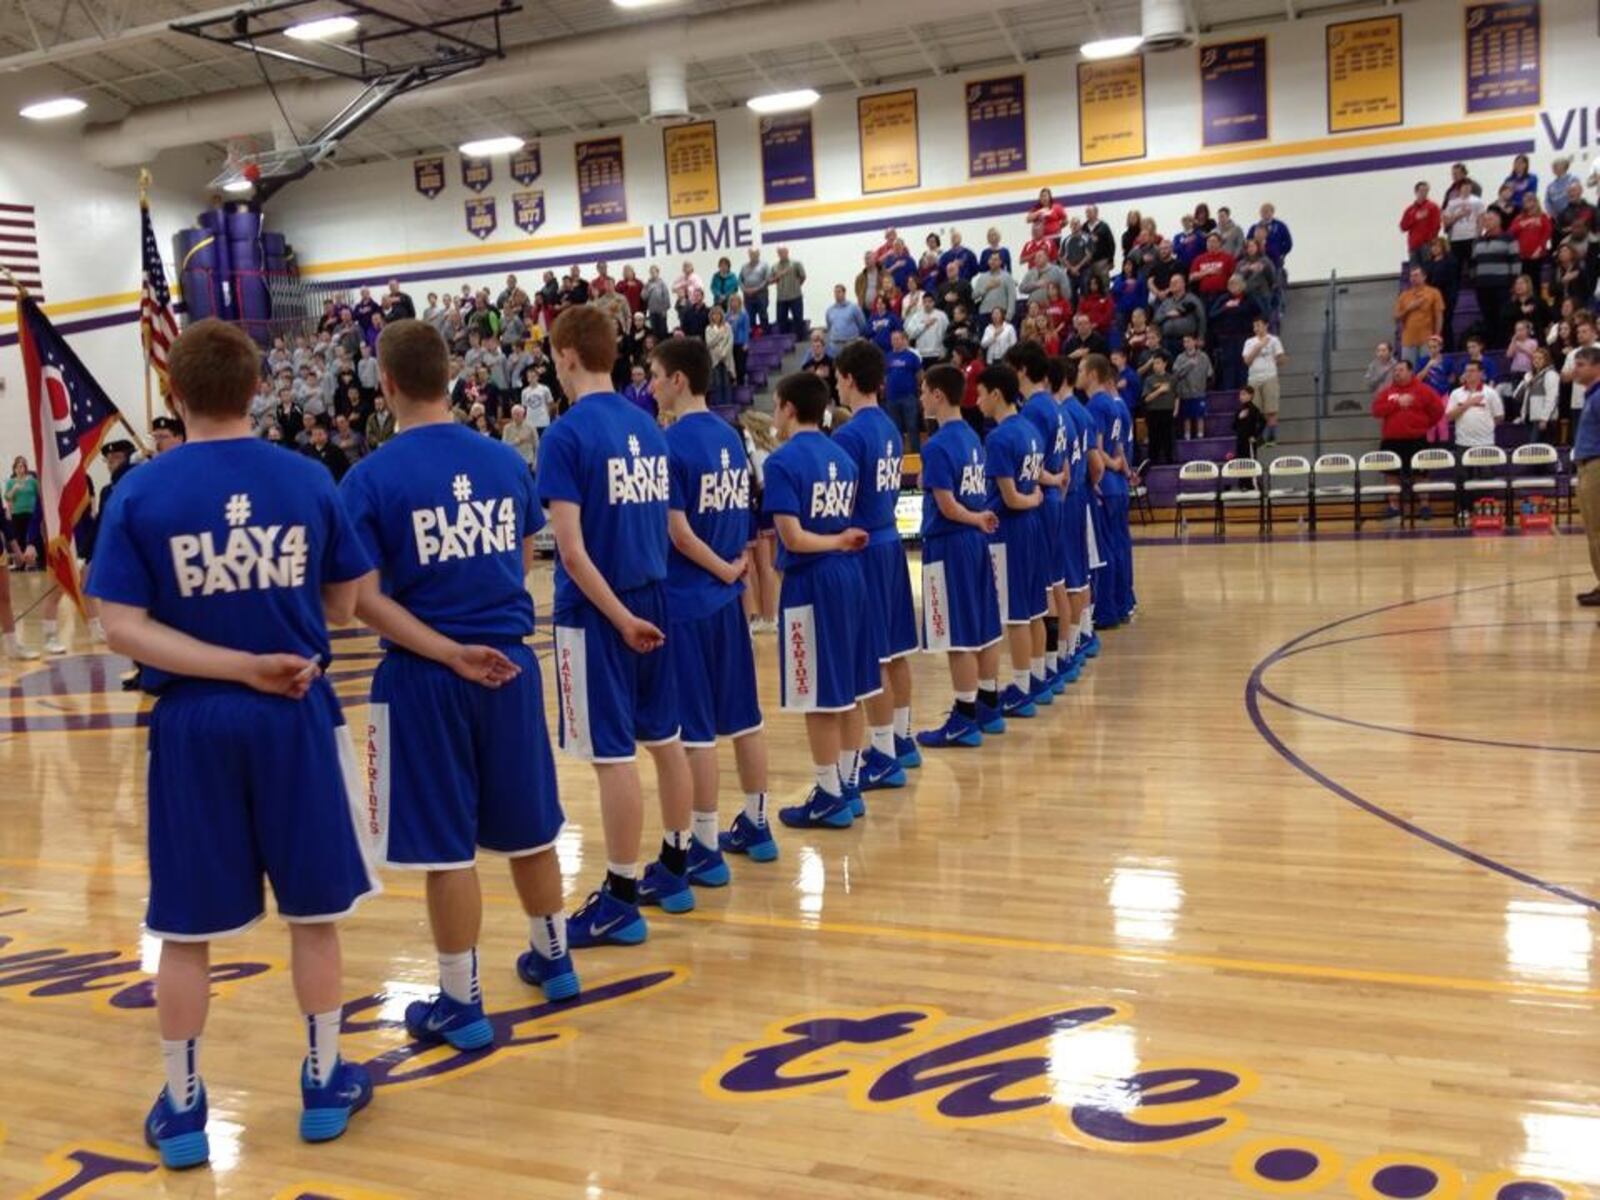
[20,97,88,120]
[746,88,821,114]
[1080,35,1144,59]
[222,178,256,194]
[458,135,525,156]
[284,15,360,41]
[611,0,678,9]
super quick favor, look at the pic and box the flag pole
[139,168,155,434]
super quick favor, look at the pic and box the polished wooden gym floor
[1,530,1596,1199]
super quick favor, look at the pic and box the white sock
[1031,656,1047,680]
[743,791,768,826]
[1013,669,1031,690]
[606,859,638,880]
[42,619,57,638]
[955,689,977,703]
[529,912,568,961]
[438,947,479,1005]
[160,1036,201,1111]
[1081,610,1094,641]
[1046,650,1059,672]
[1065,625,1080,656]
[978,677,997,693]
[665,827,692,851]
[692,811,720,850]
[306,1010,341,1087]
[892,707,911,739]
[815,763,842,795]
[870,726,894,756]
[839,749,861,790]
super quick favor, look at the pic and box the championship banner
[1326,15,1403,132]
[461,154,492,193]
[576,136,628,227]
[858,89,921,194]
[1465,1,1540,113]
[413,155,445,199]
[1200,38,1269,146]
[663,121,721,219]
[512,190,546,235]
[465,196,497,240]
[1077,58,1146,166]
[966,75,1028,178]
[759,113,816,204]
[511,144,542,185]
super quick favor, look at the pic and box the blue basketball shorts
[144,677,379,941]
[988,512,1048,626]
[366,644,563,869]
[921,530,1002,653]
[1039,494,1066,587]
[778,555,883,712]
[1062,489,1092,592]
[670,597,764,747]
[552,584,680,762]
[859,536,919,662]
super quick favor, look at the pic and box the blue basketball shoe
[779,786,853,829]
[894,734,923,770]
[299,1059,372,1144]
[1000,683,1037,717]
[1083,632,1102,658]
[405,991,493,1051]
[1057,655,1082,686]
[567,885,649,948]
[976,699,1006,734]
[638,859,696,913]
[686,839,731,886]
[516,947,580,1002]
[846,779,866,818]
[719,812,779,862]
[915,711,983,749]
[144,1085,208,1170]
[1030,674,1055,706]
[859,746,906,790]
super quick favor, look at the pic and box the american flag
[140,194,179,401]
[0,203,43,302]
[21,295,122,614]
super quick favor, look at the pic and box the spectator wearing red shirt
[1400,181,1442,264]
[1187,234,1237,299]
[1510,192,1554,281]
[1075,274,1115,336]
[617,264,644,314]
[1372,359,1444,503]
[952,341,986,435]
[873,226,899,265]
[1026,188,1067,237]
[1044,283,1073,337]
[1020,219,1059,267]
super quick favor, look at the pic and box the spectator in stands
[672,260,703,310]
[616,264,644,317]
[1058,219,1092,302]
[982,307,1017,363]
[330,412,365,465]
[1172,335,1212,443]
[1470,211,1520,345]
[1111,347,1141,412]
[270,390,305,445]
[1155,276,1206,357]
[710,256,739,309]
[1506,318,1539,381]
[303,420,350,482]
[728,294,751,385]
[1111,259,1146,330]
[937,229,977,281]
[1147,240,1183,298]
[678,288,710,339]
[1172,214,1205,269]
[1236,239,1280,322]
[1209,275,1259,391]
[945,304,977,351]
[1043,282,1072,338]
[1420,237,1461,348]
[1516,344,1560,438]
[518,367,553,435]
[500,403,538,471]
[1234,386,1266,467]
[1552,243,1590,309]
[1488,183,1520,232]
[1556,181,1596,242]
[704,309,735,408]
[1443,166,1486,270]
[1504,154,1539,207]
[1083,205,1116,282]
[741,247,773,331]
[1401,181,1442,264]
[918,233,942,289]
[1365,341,1398,396]
[1077,274,1114,337]
[936,259,974,318]
[1062,311,1108,362]
[1189,233,1237,302]
[905,290,950,362]
[1547,157,1580,219]
[1028,188,1067,237]
[823,284,868,357]
[867,295,902,352]
[1510,192,1554,282]
[981,227,1011,274]
[1120,210,1143,259]
[1020,220,1058,270]
[853,250,881,310]
[881,238,917,294]
[1143,353,1177,461]
[1446,360,1503,450]
[1503,274,1549,340]
[1250,203,1293,269]
[800,329,837,395]
[1244,316,1288,444]
[1372,359,1445,507]
[642,265,671,339]
[972,253,1018,322]
[884,327,924,451]
[772,247,806,335]
[1020,250,1069,312]
[353,286,380,332]
[1395,265,1446,366]
[1417,334,1451,397]
[1214,207,1246,259]
[383,279,416,322]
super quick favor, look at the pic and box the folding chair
[1219,458,1264,536]
[1265,455,1312,530]
[1132,480,1154,525]
[1356,450,1403,529]
[1310,453,1356,530]
[1408,447,1459,525]
[1459,446,1508,517]
[1172,460,1221,536]
[1509,442,1559,527]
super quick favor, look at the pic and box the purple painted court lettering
[1069,1067,1244,1144]
[719,1012,932,1094]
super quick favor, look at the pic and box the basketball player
[0,559,39,660]
[1049,356,1095,678]
[764,371,877,828]
[832,340,920,796]
[914,364,1004,747]
[537,306,697,940]
[977,363,1048,718]
[88,320,377,1168]
[649,338,777,867]
[1007,342,1068,703]
[340,319,576,1052]
[1083,353,1137,627]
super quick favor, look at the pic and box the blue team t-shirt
[1087,390,1131,498]
[983,414,1044,523]
[536,391,670,615]
[885,349,922,402]
[830,405,903,546]
[1060,397,1092,496]
[920,420,988,539]
[762,430,859,573]
[665,410,751,619]
[340,422,540,645]
[1020,390,1067,500]
[87,438,371,692]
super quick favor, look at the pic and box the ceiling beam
[822,39,864,88]
[905,25,945,76]
[989,10,1027,64]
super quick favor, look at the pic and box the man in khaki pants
[1571,346,1600,607]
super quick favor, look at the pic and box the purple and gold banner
[1326,15,1403,132]
[413,156,445,199]
[512,190,545,235]
[576,136,627,227]
[663,121,721,219]
[511,144,542,185]
[966,75,1027,178]
[1077,58,1146,166]
[759,113,816,205]
[1465,1,1540,113]
[858,90,920,194]
[465,197,496,241]
[1200,38,1269,146]
[461,155,492,193]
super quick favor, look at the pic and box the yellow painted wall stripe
[297,224,647,278]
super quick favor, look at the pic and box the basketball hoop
[210,134,335,194]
